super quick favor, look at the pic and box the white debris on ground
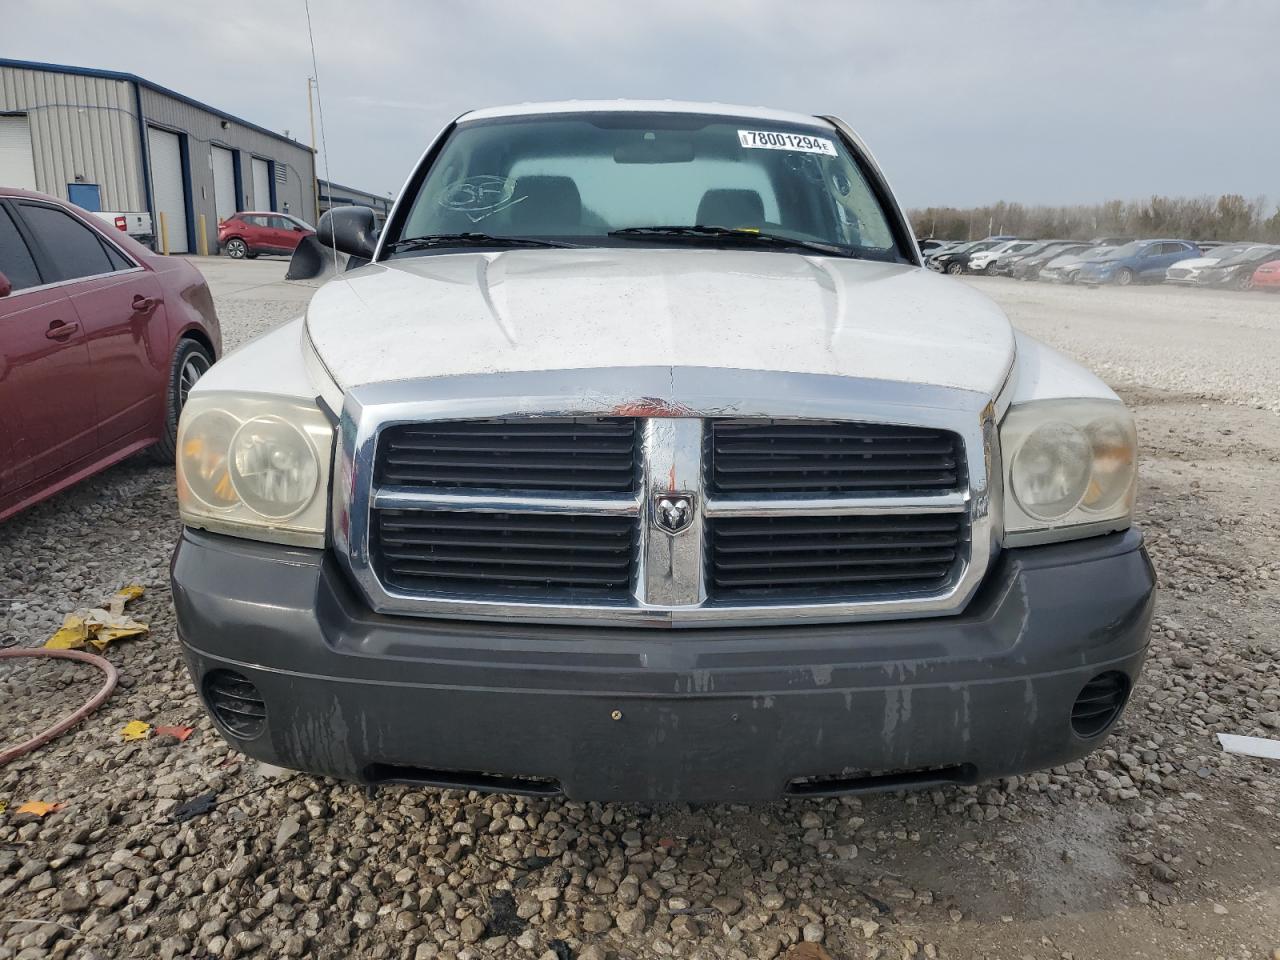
[1,260,1277,960]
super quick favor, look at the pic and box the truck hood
[304,248,1016,396]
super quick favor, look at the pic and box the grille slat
[373,508,637,601]
[378,418,641,493]
[710,419,964,495]
[707,514,965,601]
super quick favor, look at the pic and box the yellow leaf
[120,720,152,741]
[45,612,89,650]
[15,801,65,818]
[0,799,7,815]
[89,624,149,651]
[108,584,144,617]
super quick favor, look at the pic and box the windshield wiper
[609,224,856,258]
[385,233,575,252]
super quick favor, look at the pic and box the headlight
[1000,398,1136,543]
[177,392,334,547]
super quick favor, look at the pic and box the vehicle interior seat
[509,175,583,234]
[696,189,765,229]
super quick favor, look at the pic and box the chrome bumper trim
[372,487,641,516]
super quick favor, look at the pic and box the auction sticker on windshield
[738,130,837,156]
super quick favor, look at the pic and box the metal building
[318,179,393,221]
[0,58,318,254]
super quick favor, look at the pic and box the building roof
[0,58,313,153]
[318,179,388,198]
[459,99,834,128]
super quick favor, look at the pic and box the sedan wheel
[946,262,964,275]
[1113,268,1135,286]
[150,339,215,463]
[225,238,247,259]
[1235,272,1253,291]
[179,350,212,408]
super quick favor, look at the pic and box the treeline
[909,195,1280,243]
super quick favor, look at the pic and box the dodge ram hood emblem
[654,494,695,534]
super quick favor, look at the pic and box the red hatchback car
[1251,258,1280,292]
[0,188,222,522]
[217,211,314,259]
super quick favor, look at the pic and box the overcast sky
[4,0,1277,209]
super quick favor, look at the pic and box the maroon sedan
[217,211,314,259]
[0,188,221,522]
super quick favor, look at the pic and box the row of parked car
[919,236,1280,291]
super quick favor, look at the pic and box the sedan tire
[946,262,965,275]
[1113,268,1135,287]
[149,338,214,463]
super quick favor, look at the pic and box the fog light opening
[1071,671,1130,738]
[203,669,267,740]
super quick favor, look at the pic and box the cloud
[2,0,1276,207]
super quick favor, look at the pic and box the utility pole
[307,77,320,223]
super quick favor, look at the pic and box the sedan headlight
[1000,398,1136,543]
[177,392,334,547]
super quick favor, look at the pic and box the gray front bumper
[172,528,1154,801]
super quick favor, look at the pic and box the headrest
[510,175,582,230]
[696,188,765,228]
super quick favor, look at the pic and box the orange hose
[0,648,119,767]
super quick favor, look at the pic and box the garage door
[148,127,189,253]
[251,158,271,212]
[211,146,237,224]
[0,115,38,190]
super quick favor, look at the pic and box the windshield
[1047,247,1093,265]
[391,112,902,260]
[1218,244,1278,265]
[1102,241,1145,259]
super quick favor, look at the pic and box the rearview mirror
[614,139,695,164]
[0,271,10,298]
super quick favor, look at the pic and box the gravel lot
[2,260,1278,960]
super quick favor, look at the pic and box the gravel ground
[1,259,1278,960]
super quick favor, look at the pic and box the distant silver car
[171,100,1153,802]
[1040,245,1114,284]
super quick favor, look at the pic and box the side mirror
[286,206,379,280]
[0,271,10,298]
[317,206,378,259]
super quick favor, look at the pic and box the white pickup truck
[91,210,154,249]
[170,101,1154,802]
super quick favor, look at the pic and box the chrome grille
[337,369,999,627]
[707,514,965,601]
[373,508,636,600]
[377,418,641,493]
[708,419,964,494]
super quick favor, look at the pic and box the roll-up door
[251,158,271,212]
[211,146,237,223]
[0,115,38,190]
[148,127,189,253]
